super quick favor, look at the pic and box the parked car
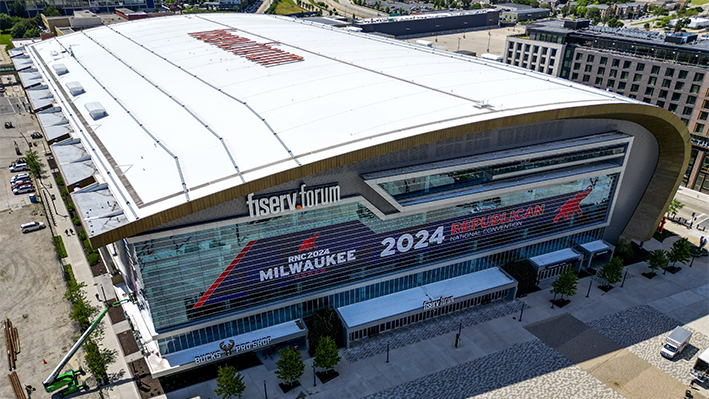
[4,121,13,128]
[11,180,31,189]
[10,173,30,183]
[13,185,34,195]
[30,131,42,139]
[10,163,29,172]
[20,221,45,233]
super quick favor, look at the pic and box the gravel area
[342,300,523,363]
[362,340,621,399]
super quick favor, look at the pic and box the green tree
[550,268,578,301]
[11,19,33,38]
[275,346,304,386]
[668,238,692,267]
[647,249,668,274]
[0,13,12,31]
[24,149,45,179]
[214,365,246,399]
[10,1,25,17]
[43,5,61,16]
[674,17,691,33]
[23,27,39,38]
[596,256,624,287]
[313,336,340,373]
[83,337,116,381]
[308,309,341,355]
[667,198,684,217]
[614,238,634,261]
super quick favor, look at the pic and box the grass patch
[0,33,12,52]
[691,0,709,5]
[274,0,307,14]
[53,235,67,258]
[630,18,656,26]
[63,264,74,283]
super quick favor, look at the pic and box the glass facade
[133,170,620,338]
[378,143,626,202]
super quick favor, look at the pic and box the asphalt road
[674,186,709,232]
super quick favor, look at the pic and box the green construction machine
[43,300,129,397]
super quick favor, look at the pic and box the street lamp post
[313,364,316,387]
[551,292,557,309]
[519,302,525,322]
[386,342,389,363]
[264,380,267,399]
[620,270,628,287]
[586,277,593,298]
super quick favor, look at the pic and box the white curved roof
[27,13,637,228]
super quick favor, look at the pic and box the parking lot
[0,79,92,399]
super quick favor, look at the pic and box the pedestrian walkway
[37,166,140,399]
[160,245,709,399]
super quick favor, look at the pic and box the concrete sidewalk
[38,169,140,399]
[161,242,709,399]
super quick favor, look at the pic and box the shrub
[62,187,69,197]
[55,177,64,186]
[63,264,74,282]
[88,253,100,266]
[72,217,82,226]
[53,236,67,258]
[67,202,74,212]
[77,229,87,240]
[84,239,94,253]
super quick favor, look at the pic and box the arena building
[16,13,688,379]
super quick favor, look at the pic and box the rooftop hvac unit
[65,81,85,96]
[52,63,68,75]
[85,102,107,120]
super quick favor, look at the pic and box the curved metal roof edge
[87,102,689,248]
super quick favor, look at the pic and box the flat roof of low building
[25,14,644,243]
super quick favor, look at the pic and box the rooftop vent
[52,63,68,75]
[85,102,107,120]
[66,81,84,96]
[665,32,698,44]
[563,19,590,30]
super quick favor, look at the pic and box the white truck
[691,347,709,383]
[661,326,692,359]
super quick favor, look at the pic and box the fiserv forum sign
[246,184,341,218]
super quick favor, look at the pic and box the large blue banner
[193,185,603,309]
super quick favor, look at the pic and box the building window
[516,43,522,50]
[572,72,579,80]
[665,68,675,77]
[679,70,688,79]
[636,63,645,71]
[532,55,538,63]
[682,118,690,126]
[573,62,581,70]
[662,79,671,88]
[509,42,515,50]
[675,82,685,91]
[651,65,660,74]
[575,52,583,60]
[533,45,539,53]
[691,84,700,94]
[561,70,569,78]
[688,96,697,105]
[700,111,708,120]
[587,54,595,63]
[668,103,678,112]
[633,73,642,82]
[524,44,530,52]
[551,49,557,57]
[595,77,603,85]
[583,74,591,82]
[523,54,529,61]
[609,69,618,78]
[645,87,654,96]
[643,97,652,104]
[694,72,704,82]
[628,94,637,99]
[704,100,709,109]
[657,100,665,107]
[672,92,682,101]
[695,123,705,134]
[648,76,657,86]
[659,90,668,98]
[547,68,553,75]
[542,47,548,55]
[607,79,615,88]
[618,82,626,90]
[683,106,694,115]
[621,71,629,80]
[549,59,555,66]
[612,59,620,67]
[623,60,631,69]
[585,65,592,72]
[630,84,639,92]
[515,52,521,60]
[598,66,606,75]
[600,56,608,65]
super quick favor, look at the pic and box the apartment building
[505,19,709,193]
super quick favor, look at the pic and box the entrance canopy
[337,267,516,331]
[529,248,583,270]
[150,319,307,378]
[578,240,614,256]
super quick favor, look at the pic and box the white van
[13,185,34,195]
[661,326,692,359]
[10,163,29,172]
[21,221,45,233]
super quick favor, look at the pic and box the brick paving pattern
[588,304,709,385]
[342,300,523,363]
[361,340,622,399]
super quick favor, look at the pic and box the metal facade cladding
[194,184,606,309]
